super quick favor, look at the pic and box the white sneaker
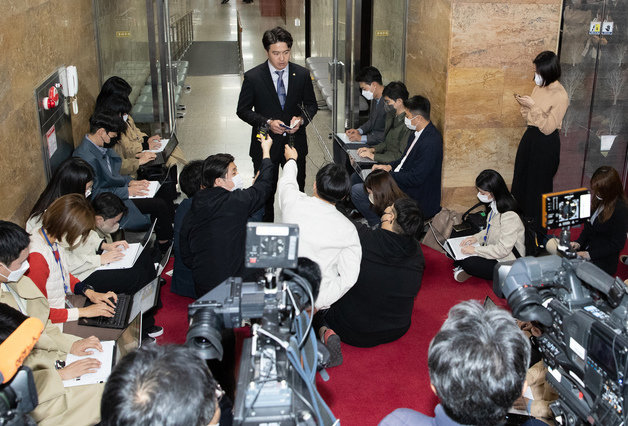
[453,266,471,283]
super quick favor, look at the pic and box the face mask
[123,114,129,123]
[0,260,30,283]
[361,89,374,101]
[85,189,92,198]
[534,72,544,87]
[404,116,416,131]
[230,174,244,191]
[383,102,394,113]
[368,193,374,204]
[477,192,492,203]
[100,222,120,234]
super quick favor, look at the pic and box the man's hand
[286,116,303,134]
[346,128,363,142]
[58,358,102,380]
[577,251,591,260]
[101,250,125,265]
[357,147,374,156]
[268,120,286,135]
[372,164,392,172]
[79,303,115,318]
[148,134,161,145]
[70,336,103,356]
[102,241,129,251]
[129,180,150,188]
[136,151,156,165]
[345,128,359,137]
[284,145,298,162]
[260,135,273,158]
[129,186,148,197]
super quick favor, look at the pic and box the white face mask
[368,193,374,204]
[230,174,244,191]
[534,72,544,87]
[361,89,374,101]
[0,260,30,283]
[404,116,416,131]
[123,114,129,123]
[477,192,492,204]
[100,222,120,234]
[85,189,92,198]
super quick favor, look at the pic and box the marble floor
[176,1,334,220]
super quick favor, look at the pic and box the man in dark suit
[236,26,317,221]
[345,66,387,146]
[351,95,443,220]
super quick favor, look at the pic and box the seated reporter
[0,221,105,426]
[73,110,174,252]
[363,95,443,219]
[454,169,525,282]
[100,345,221,426]
[548,166,628,276]
[26,194,117,324]
[352,169,408,227]
[379,301,545,426]
[318,198,424,349]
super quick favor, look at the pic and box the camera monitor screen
[542,188,591,229]
[245,223,299,269]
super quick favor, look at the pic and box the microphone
[0,317,44,384]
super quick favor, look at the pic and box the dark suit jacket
[576,200,628,276]
[236,61,317,164]
[73,136,149,230]
[388,122,443,218]
[359,97,387,146]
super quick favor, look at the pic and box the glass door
[558,0,628,190]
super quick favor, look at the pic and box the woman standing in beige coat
[454,169,526,282]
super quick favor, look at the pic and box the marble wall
[0,0,100,224]
[372,0,407,83]
[310,0,333,58]
[405,0,562,211]
[285,0,307,65]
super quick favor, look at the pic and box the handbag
[450,201,489,238]
[421,207,461,253]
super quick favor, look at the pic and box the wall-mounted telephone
[58,65,79,115]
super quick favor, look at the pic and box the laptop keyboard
[85,294,131,329]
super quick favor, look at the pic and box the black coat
[325,224,425,347]
[236,61,318,164]
[576,199,628,276]
[388,122,443,219]
[180,158,274,296]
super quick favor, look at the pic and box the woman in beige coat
[454,169,526,282]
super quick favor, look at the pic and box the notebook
[428,225,479,261]
[63,313,141,387]
[97,219,157,270]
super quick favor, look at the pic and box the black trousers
[511,126,560,232]
[131,185,175,241]
[253,155,306,222]
[457,256,498,280]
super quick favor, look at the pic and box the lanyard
[1,283,28,314]
[41,228,70,294]
[483,210,494,246]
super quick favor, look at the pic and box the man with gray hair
[380,300,545,426]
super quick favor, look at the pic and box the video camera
[494,188,628,425]
[0,317,44,426]
[186,223,337,425]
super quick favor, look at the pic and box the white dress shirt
[278,160,362,310]
[394,127,424,172]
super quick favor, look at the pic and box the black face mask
[383,102,395,113]
[104,136,120,148]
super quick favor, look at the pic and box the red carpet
[155,238,628,426]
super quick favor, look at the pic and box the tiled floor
[176,1,333,220]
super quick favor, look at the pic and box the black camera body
[186,223,336,425]
[495,256,628,425]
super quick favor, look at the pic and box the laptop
[63,313,141,387]
[79,275,161,329]
[144,132,179,165]
[97,219,157,270]
[347,148,376,165]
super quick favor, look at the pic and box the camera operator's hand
[70,336,103,356]
[260,135,273,159]
[569,242,581,250]
[284,145,298,162]
[58,358,102,380]
[577,251,591,260]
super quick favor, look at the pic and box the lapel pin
[292,73,296,76]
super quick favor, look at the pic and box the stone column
[405,0,563,211]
